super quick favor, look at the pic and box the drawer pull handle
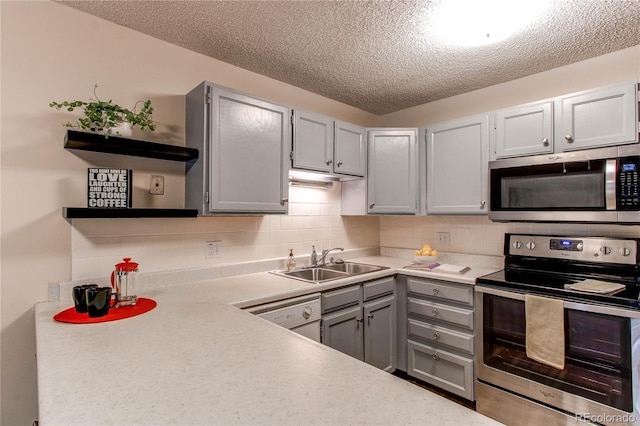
[356,317,362,329]
[432,309,439,317]
[367,313,374,325]
[432,352,440,361]
[433,332,440,340]
[432,288,440,295]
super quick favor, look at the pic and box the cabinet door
[426,114,489,214]
[364,295,396,372]
[367,129,417,214]
[493,101,553,158]
[292,109,333,173]
[334,121,366,176]
[559,82,638,151]
[209,86,289,213]
[322,305,364,361]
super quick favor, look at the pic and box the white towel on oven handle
[525,294,565,370]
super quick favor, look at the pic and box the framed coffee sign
[87,168,132,208]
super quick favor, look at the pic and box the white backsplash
[379,215,640,256]
[71,179,640,281]
[71,182,380,280]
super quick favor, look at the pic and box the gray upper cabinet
[367,129,417,214]
[558,82,638,151]
[292,110,366,177]
[292,109,334,173]
[334,120,366,177]
[186,82,290,214]
[426,114,489,214]
[492,100,554,159]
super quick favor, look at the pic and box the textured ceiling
[58,0,640,115]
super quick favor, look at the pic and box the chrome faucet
[317,247,344,266]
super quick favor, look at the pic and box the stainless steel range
[476,234,640,426]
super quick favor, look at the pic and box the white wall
[0,2,378,424]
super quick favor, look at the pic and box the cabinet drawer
[322,285,361,313]
[408,319,474,355]
[408,298,474,330]
[407,340,474,401]
[408,278,473,306]
[363,276,394,301]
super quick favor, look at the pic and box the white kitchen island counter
[35,255,502,425]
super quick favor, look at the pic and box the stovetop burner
[476,233,640,310]
[477,269,640,309]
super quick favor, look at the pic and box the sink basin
[270,262,389,284]
[322,262,387,275]
[282,268,348,282]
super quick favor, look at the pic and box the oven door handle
[475,285,640,319]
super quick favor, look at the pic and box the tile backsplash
[71,180,640,280]
[71,182,379,280]
[379,215,640,256]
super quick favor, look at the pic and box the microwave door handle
[605,159,617,210]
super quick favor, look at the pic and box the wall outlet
[436,231,450,247]
[149,175,164,195]
[205,241,222,259]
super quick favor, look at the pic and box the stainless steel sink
[283,268,348,282]
[322,262,387,275]
[270,262,388,284]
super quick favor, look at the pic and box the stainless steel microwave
[489,145,640,223]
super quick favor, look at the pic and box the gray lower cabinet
[321,277,396,372]
[405,277,475,401]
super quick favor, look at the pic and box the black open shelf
[64,130,199,162]
[63,207,198,219]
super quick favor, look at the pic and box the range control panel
[507,234,638,265]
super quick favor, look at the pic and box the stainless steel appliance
[244,293,321,342]
[476,234,640,425]
[489,145,640,223]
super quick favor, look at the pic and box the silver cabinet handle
[369,203,375,209]
[432,288,440,295]
[367,313,373,325]
[326,159,333,166]
[356,317,363,329]
[565,134,574,142]
[481,200,486,209]
[280,198,289,206]
[433,332,440,340]
[432,352,440,361]
[337,161,343,167]
[542,138,549,146]
[432,309,439,317]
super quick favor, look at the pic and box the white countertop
[35,255,502,425]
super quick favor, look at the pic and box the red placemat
[53,298,157,324]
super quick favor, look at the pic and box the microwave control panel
[617,156,640,209]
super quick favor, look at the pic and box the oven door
[476,286,640,425]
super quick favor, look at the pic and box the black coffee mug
[72,284,98,313]
[86,287,118,318]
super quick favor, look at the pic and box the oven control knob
[525,241,536,250]
[513,241,523,249]
[619,247,632,257]
[599,246,611,255]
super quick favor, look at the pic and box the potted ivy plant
[49,84,156,138]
